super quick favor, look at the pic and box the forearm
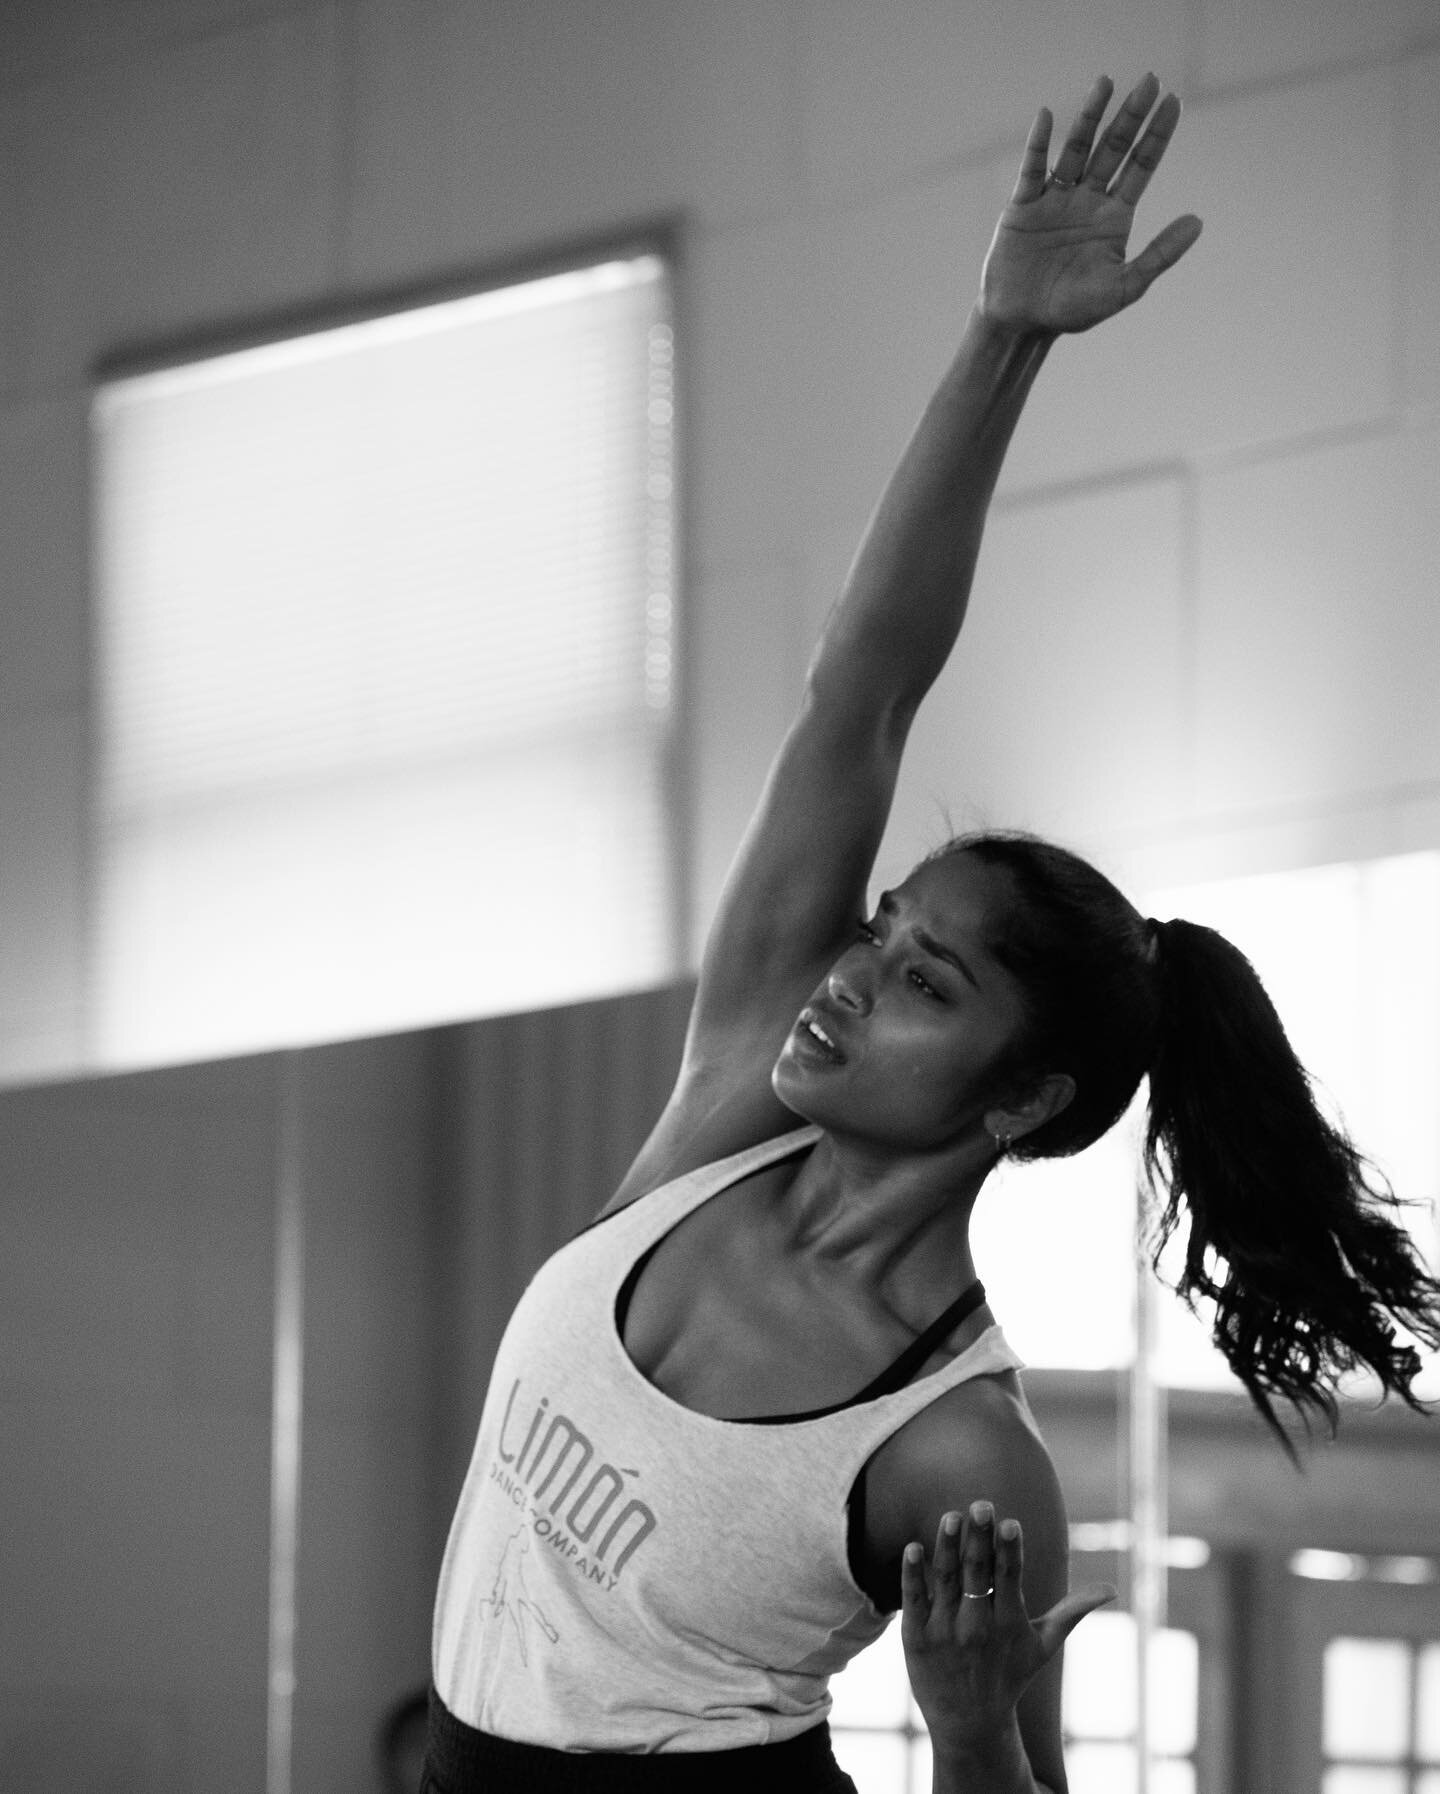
[807,305,1053,723]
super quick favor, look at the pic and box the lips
[792,1006,846,1065]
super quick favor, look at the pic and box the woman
[425,74,1440,1794]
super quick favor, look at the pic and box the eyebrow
[878,891,981,989]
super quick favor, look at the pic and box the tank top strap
[573,1125,824,1248]
[738,1278,989,1426]
[846,1278,987,1405]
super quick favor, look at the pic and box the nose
[827,960,869,1012]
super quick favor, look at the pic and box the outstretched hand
[901,1501,1114,1759]
[981,73,1203,334]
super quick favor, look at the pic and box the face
[772,854,1033,1152]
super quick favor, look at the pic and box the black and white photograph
[3,3,1440,1791]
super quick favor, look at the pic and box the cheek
[925,1016,1022,1103]
[893,1030,985,1105]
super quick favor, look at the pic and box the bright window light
[830,1608,1201,1794]
[1419,1646,1440,1761]
[827,1622,928,1794]
[1324,1637,1411,1760]
[1291,1550,1440,1585]
[970,851,1440,1386]
[1293,1549,1369,1583]
[970,1100,1143,1370]
[1061,1612,1198,1756]
[92,254,677,1066]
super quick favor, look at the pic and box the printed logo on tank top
[482,1375,660,1650]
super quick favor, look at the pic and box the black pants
[422,1686,859,1794]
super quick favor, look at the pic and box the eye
[908,969,944,1001]
[857,917,881,944]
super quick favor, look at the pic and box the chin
[771,1059,878,1141]
[769,1050,826,1124]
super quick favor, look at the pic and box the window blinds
[92,256,676,1066]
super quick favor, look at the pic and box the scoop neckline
[608,1126,1000,1432]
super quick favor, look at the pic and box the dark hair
[931,829,1440,1458]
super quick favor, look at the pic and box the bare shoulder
[860,1372,1079,1794]
[864,1370,1068,1591]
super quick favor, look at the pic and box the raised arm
[612,74,1202,1201]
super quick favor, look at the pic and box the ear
[984,1072,1075,1148]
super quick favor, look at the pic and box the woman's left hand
[900,1501,1115,1759]
[980,71,1203,335]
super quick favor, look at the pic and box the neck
[780,1125,996,1317]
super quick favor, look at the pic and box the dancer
[425,73,1439,1794]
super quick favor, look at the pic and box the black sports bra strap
[736,1278,988,1425]
[845,1278,987,1406]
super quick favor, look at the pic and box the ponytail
[929,831,1440,1459]
[1143,918,1440,1459]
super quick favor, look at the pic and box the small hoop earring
[990,1127,1012,1154]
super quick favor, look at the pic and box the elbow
[799,661,919,755]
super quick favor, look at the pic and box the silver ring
[1048,170,1079,188]
[962,1587,995,1600]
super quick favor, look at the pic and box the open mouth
[796,1010,844,1064]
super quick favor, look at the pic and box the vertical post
[267,1052,304,1794]
[1130,1198,1167,1794]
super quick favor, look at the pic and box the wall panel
[0,1059,278,1794]
[875,472,1191,882]
[1002,66,1396,495]
[345,0,801,288]
[12,8,342,391]
[0,103,24,395]
[0,396,89,712]
[1194,422,1440,818]
[1194,0,1440,90]
[687,562,805,959]
[796,157,1007,625]
[0,0,310,95]
[687,216,812,579]
[1400,52,1440,416]
[796,0,1188,203]
[0,707,88,1082]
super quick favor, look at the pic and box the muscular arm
[605,312,1052,1208]
[864,1380,1085,1794]
[686,317,1053,1048]
[607,72,1201,1209]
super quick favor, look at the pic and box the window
[1062,1611,1200,1794]
[91,251,677,1067]
[828,1623,930,1794]
[1322,1637,1440,1791]
[827,1587,1202,1794]
[1292,1555,1440,1794]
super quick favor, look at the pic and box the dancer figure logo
[477,1528,561,1665]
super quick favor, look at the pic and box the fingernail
[1000,1518,1019,1541]
[972,1501,993,1526]
[942,1511,961,1535]
[905,1542,923,1564]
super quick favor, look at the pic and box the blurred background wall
[2,1,1439,1790]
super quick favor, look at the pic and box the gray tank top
[432,1125,1023,1752]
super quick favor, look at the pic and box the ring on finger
[1048,169,1079,187]
[961,1587,995,1601]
